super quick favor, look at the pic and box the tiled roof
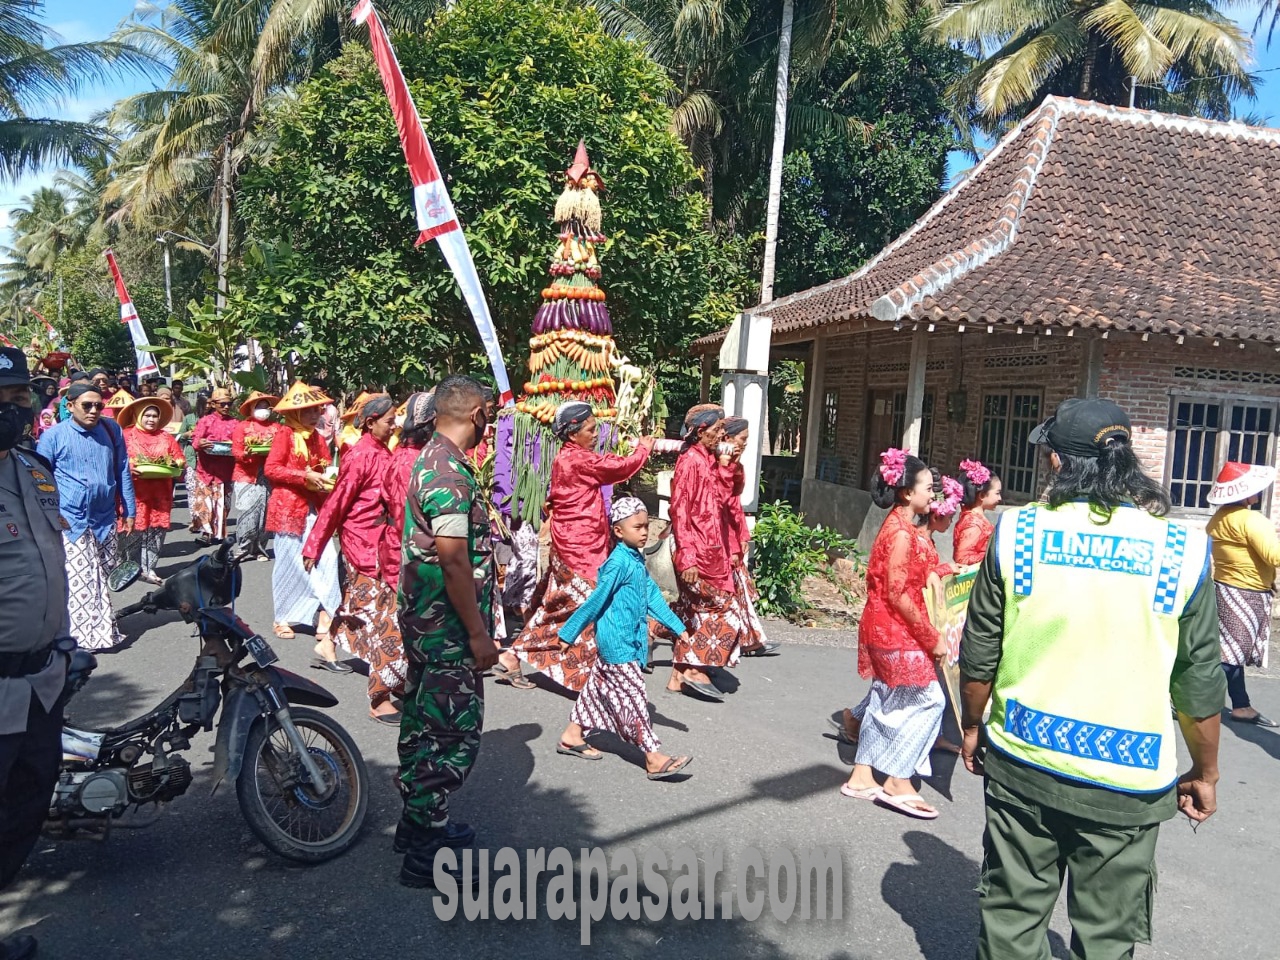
[695,97,1280,349]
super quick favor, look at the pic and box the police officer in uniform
[960,398,1225,960]
[0,346,70,960]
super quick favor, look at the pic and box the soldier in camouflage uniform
[395,375,499,889]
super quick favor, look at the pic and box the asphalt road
[3,524,1280,959]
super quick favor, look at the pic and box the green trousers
[397,661,484,830]
[977,779,1159,960]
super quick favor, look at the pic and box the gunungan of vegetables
[516,141,619,424]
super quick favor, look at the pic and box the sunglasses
[78,402,105,412]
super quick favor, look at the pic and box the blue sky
[9,1,1280,227]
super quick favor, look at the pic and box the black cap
[1029,398,1132,458]
[0,346,30,387]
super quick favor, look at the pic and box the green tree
[751,17,968,296]
[236,0,735,390]
[0,0,146,180]
[931,0,1254,128]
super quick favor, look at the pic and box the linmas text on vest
[1038,531,1154,575]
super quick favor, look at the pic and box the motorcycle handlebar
[115,596,156,618]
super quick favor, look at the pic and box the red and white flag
[26,307,58,344]
[352,0,513,404]
[104,250,159,377]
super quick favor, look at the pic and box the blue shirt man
[37,386,135,542]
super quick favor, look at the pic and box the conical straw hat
[1207,461,1276,505]
[274,380,332,413]
[239,390,280,417]
[105,389,135,410]
[340,391,373,421]
[116,396,172,430]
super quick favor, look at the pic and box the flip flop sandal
[839,783,882,801]
[647,755,693,781]
[491,663,536,689]
[679,678,724,701]
[827,716,859,745]
[741,641,781,657]
[875,792,939,820]
[273,623,295,639]
[557,741,603,761]
[369,711,402,726]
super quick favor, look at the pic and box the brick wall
[801,329,1280,514]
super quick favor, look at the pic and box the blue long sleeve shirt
[36,417,135,542]
[561,543,685,665]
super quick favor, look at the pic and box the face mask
[252,409,271,422]
[0,402,34,451]
[394,415,405,429]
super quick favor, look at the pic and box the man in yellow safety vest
[960,397,1225,959]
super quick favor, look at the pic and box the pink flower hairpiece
[930,476,964,516]
[879,447,908,486]
[959,459,991,487]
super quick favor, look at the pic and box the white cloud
[47,20,98,44]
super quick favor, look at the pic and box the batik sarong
[570,660,660,753]
[272,513,341,627]
[65,530,122,651]
[332,570,407,708]
[509,546,599,691]
[1217,581,1272,669]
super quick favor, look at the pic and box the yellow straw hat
[239,390,281,417]
[116,396,172,430]
[340,391,374,422]
[274,380,333,413]
[105,389,135,411]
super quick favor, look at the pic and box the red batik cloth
[671,443,733,592]
[379,441,421,592]
[304,432,391,578]
[858,507,941,688]
[510,546,600,692]
[546,441,650,583]
[952,508,995,566]
[122,426,184,531]
[264,428,330,536]
[191,412,237,485]
[231,420,279,485]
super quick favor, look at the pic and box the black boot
[0,934,37,960]
[399,834,481,890]
[393,817,475,854]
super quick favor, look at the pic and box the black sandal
[556,741,602,761]
[647,755,693,780]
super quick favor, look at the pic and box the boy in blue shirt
[557,497,694,780]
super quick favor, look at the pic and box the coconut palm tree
[931,0,1254,128]
[9,185,85,276]
[0,0,148,181]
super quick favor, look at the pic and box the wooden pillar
[699,352,712,403]
[902,328,928,453]
[1081,338,1104,399]
[802,335,826,480]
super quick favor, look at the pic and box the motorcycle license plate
[244,633,279,668]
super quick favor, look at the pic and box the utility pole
[759,0,793,306]
[158,236,173,315]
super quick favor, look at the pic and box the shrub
[751,500,862,618]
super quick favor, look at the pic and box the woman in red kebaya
[117,396,185,585]
[666,404,747,702]
[190,386,237,542]
[265,380,343,669]
[718,417,778,659]
[840,448,948,820]
[952,459,1002,566]
[496,400,653,694]
[230,390,280,561]
[304,394,405,723]
[380,391,435,594]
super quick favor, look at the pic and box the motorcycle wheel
[236,706,369,863]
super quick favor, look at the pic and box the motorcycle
[49,539,369,864]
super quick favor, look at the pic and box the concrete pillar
[802,335,826,480]
[902,328,928,453]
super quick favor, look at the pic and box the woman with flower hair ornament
[953,459,1002,565]
[839,448,949,819]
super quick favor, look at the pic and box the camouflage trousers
[397,659,485,830]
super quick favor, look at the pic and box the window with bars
[979,390,1043,500]
[821,389,839,450]
[891,392,935,462]
[1167,397,1277,512]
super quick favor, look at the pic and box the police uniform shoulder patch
[6,522,18,538]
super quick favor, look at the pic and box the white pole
[759,0,793,305]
